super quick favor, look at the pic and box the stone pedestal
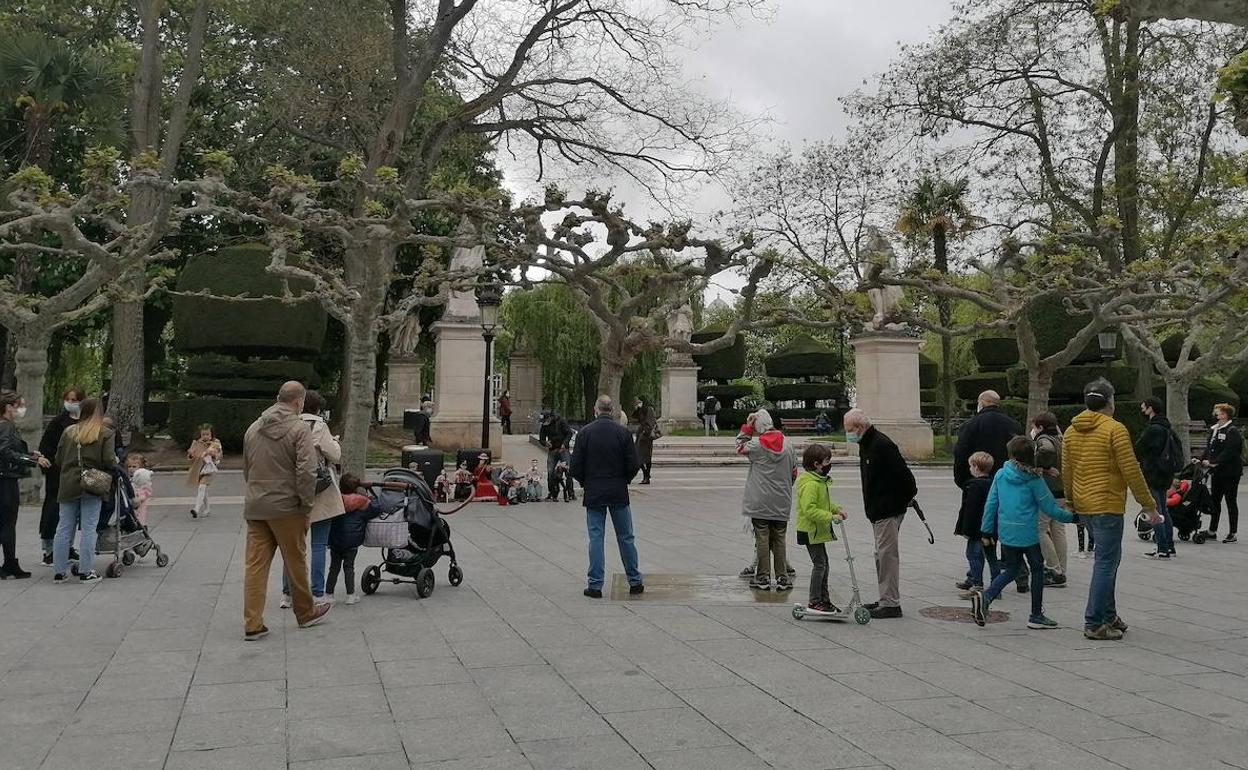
[849,333,933,459]
[430,320,502,454]
[507,352,543,435]
[660,358,701,430]
[384,357,423,424]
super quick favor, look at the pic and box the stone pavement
[2,456,1247,769]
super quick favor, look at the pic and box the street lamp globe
[476,280,502,333]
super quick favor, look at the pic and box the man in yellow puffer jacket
[1062,378,1158,642]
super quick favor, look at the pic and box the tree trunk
[940,333,954,444]
[1165,376,1195,458]
[109,276,146,449]
[932,225,954,444]
[340,314,379,474]
[14,330,50,503]
[1026,367,1053,422]
[597,361,626,419]
[0,327,15,390]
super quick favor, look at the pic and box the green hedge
[1000,398,1146,442]
[919,354,939,390]
[1171,379,1239,423]
[763,334,840,379]
[920,388,940,403]
[173,243,328,356]
[186,355,320,384]
[1026,295,1119,363]
[169,398,269,451]
[954,373,1011,401]
[763,382,845,403]
[972,337,1019,371]
[1229,363,1248,407]
[717,408,749,431]
[1161,334,1202,367]
[1006,364,1138,401]
[692,328,747,382]
[698,384,756,403]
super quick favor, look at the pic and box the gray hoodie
[736,409,796,522]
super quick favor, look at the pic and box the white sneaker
[345,593,360,605]
[315,596,333,607]
[279,594,292,609]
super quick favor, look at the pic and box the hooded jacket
[736,410,795,522]
[982,461,1074,547]
[329,493,381,551]
[243,402,317,520]
[1062,410,1155,516]
[795,469,840,544]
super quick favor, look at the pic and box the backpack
[1159,428,1184,476]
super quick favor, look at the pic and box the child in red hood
[737,409,797,591]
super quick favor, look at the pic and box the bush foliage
[919,354,939,390]
[169,398,269,451]
[1006,364,1138,400]
[763,334,841,379]
[972,337,1019,371]
[954,373,1011,400]
[1025,295,1119,363]
[692,328,747,382]
[763,382,844,404]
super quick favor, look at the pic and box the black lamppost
[476,279,503,451]
[1097,330,1117,362]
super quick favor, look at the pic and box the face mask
[1029,428,1039,439]
[13,406,28,420]
[845,431,861,444]
[65,401,81,417]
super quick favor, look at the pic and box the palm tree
[897,177,981,444]
[0,34,120,171]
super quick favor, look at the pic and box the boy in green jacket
[795,444,845,612]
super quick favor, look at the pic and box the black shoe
[53,573,67,583]
[869,605,903,619]
[69,548,80,563]
[0,562,31,579]
[955,579,975,591]
[863,602,880,610]
[1224,534,1238,544]
[1016,582,1030,594]
[583,588,602,599]
[970,592,987,627]
[629,584,644,595]
[639,479,651,485]
[774,577,793,592]
[40,552,53,567]
[244,626,270,642]
[1043,571,1066,587]
[190,509,198,519]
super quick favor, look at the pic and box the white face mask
[13,406,28,420]
[65,401,81,417]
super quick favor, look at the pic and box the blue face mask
[845,431,861,444]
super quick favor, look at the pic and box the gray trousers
[1038,514,1068,575]
[872,515,903,608]
[806,543,830,605]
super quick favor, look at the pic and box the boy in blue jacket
[971,436,1075,629]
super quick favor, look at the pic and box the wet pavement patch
[610,573,795,603]
[920,605,1010,624]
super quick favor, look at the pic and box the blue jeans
[984,543,1044,618]
[965,538,1001,586]
[1151,488,1174,553]
[1084,515,1124,630]
[54,495,102,575]
[283,519,331,598]
[586,505,642,591]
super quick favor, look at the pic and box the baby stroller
[360,468,464,598]
[95,467,169,578]
[1171,462,1214,543]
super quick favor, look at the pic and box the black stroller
[95,467,168,578]
[1136,461,1214,543]
[360,468,464,598]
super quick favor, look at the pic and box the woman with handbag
[632,397,659,485]
[52,397,115,582]
[280,390,344,607]
[1,390,51,579]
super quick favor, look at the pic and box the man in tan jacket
[241,381,331,640]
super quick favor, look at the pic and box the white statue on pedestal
[389,313,422,359]
[444,218,485,321]
[666,302,695,365]
[861,227,907,332]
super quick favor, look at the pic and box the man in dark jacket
[570,395,643,598]
[539,409,576,501]
[954,390,1023,488]
[844,409,917,619]
[1136,397,1179,558]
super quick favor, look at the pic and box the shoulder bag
[78,441,113,497]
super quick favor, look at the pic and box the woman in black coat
[632,397,659,485]
[1,390,51,579]
[37,387,85,564]
[1201,403,1243,543]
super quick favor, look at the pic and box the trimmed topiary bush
[954,373,1011,401]
[169,398,268,451]
[919,354,939,390]
[1025,295,1119,364]
[1185,379,1239,423]
[1161,334,1202,367]
[1227,363,1248,406]
[1000,399,1146,442]
[1006,364,1138,400]
[692,328,747,382]
[999,399,1029,427]
[698,384,755,406]
[972,337,1020,371]
[763,382,845,404]
[186,355,320,384]
[764,335,841,379]
[173,243,328,357]
[920,388,940,404]
[717,409,749,431]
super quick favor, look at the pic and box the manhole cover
[920,605,1010,624]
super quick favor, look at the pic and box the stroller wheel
[1179,532,1191,541]
[121,551,136,566]
[105,561,122,579]
[854,607,871,625]
[155,552,169,568]
[1193,532,1207,544]
[416,568,435,598]
[448,564,464,587]
[362,566,381,595]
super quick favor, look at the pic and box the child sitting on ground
[525,459,543,501]
[971,436,1076,629]
[498,463,525,504]
[453,462,473,501]
[434,468,450,503]
[328,473,381,605]
[795,443,846,612]
[954,451,999,598]
[125,453,155,525]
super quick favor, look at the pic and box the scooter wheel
[854,607,871,625]
[792,606,806,620]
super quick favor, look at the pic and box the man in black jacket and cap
[571,395,644,598]
[1137,397,1180,558]
[539,408,576,501]
[844,409,917,619]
